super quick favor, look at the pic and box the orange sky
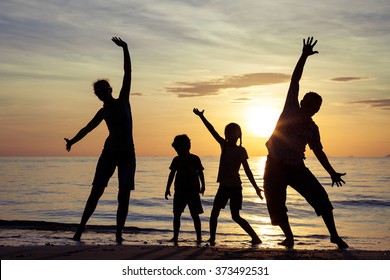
[0,0,389,157]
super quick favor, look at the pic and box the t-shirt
[217,143,248,187]
[266,86,323,166]
[266,109,322,165]
[102,98,135,154]
[169,154,204,194]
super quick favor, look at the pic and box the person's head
[172,134,191,155]
[300,91,322,117]
[93,79,113,103]
[224,123,242,146]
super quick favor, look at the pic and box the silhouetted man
[263,37,348,249]
[65,37,135,244]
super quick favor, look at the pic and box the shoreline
[1,244,389,260]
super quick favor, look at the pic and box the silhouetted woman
[65,37,135,244]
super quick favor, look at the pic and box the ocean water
[0,156,389,250]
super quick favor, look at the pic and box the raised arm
[284,37,318,109]
[64,109,104,152]
[193,108,224,145]
[112,37,131,101]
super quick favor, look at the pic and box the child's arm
[193,108,224,145]
[198,170,205,195]
[165,170,175,199]
[242,159,263,200]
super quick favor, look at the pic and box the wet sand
[1,245,389,260]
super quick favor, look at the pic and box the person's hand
[331,172,346,187]
[165,189,171,200]
[255,187,264,200]
[302,37,318,57]
[193,108,204,117]
[200,186,205,196]
[64,138,72,152]
[112,36,127,48]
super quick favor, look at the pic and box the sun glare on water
[246,106,280,138]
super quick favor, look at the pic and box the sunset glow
[246,107,279,138]
[0,0,389,157]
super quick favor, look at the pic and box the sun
[246,106,280,138]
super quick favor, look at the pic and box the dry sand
[1,245,389,260]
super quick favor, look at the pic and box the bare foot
[278,238,294,248]
[168,237,178,245]
[331,236,348,249]
[72,226,86,241]
[251,237,262,245]
[116,234,124,245]
[207,238,216,246]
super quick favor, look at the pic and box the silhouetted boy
[165,134,205,245]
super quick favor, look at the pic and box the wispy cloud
[166,73,290,97]
[330,77,374,82]
[350,99,390,110]
[231,97,252,103]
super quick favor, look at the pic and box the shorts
[92,149,136,191]
[173,192,203,215]
[213,184,243,210]
[263,156,333,225]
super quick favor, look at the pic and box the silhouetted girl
[193,108,263,245]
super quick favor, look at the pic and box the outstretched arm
[242,159,263,200]
[284,37,319,109]
[112,37,131,101]
[193,108,224,145]
[313,149,346,187]
[64,109,104,152]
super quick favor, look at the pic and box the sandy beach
[1,244,389,260]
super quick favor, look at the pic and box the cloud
[230,97,252,103]
[350,99,390,110]
[330,77,374,82]
[166,73,290,97]
[0,69,74,81]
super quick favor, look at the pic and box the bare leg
[73,185,105,241]
[116,188,131,244]
[191,212,202,244]
[231,209,262,245]
[322,211,348,249]
[278,218,294,248]
[170,212,181,245]
[209,206,221,245]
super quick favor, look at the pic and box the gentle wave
[0,220,169,233]
[336,199,390,208]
